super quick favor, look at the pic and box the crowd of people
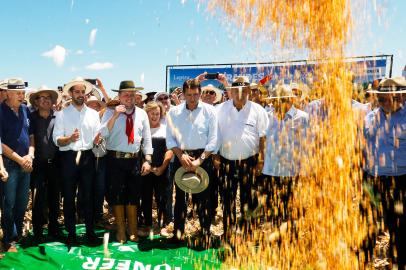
[0,73,405,267]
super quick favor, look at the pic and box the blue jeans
[0,159,30,244]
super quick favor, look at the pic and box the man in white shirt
[53,77,101,246]
[260,84,309,227]
[100,80,153,243]
[166,78,218,244]
[214,76,269,240]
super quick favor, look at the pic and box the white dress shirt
[166,101,217,152]
[53,104,101,151]
[262,106,309,177]
[216,100,269,160]
[100,107,153,155]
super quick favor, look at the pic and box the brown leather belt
[108,150,139,159]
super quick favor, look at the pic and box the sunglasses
[377,96,402,103]
[203,91,216,96]
[157,96,169,101]
[36,96,52,100]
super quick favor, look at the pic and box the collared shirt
[216,100,268,160]
[100,107,153,155]
[364,106,406,176]
[0,102,32,157]
[263,106,309,177]
[166,101,217,152]
[352,100,371,114]
[30,110,58,161]
[53,104,100,151]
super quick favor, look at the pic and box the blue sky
[0,0,404,95]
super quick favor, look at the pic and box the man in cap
[214,76,269,240]
[29,86,62,242]
[261,84,308,227]
[0,78,34,251]
[166,78,218,244]
[363,77,406,268]
[53,77,101,246]
[100,80,152,243]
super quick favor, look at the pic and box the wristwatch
[199,153,206,163]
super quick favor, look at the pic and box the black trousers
[363,174,406,268]
[257,175,294,227]
[60,150,95,235]
[173,150,213,237]
[105,154,141,206]
[219,155,258,237]
[31,158,60,235]
[141,169,170,227]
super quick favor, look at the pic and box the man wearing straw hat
[29,86,62,242]
[260,84,308,227]
[363,77,406,268]
[166,78,218,244]
[0,79,9,103]
[53,77,101,246]
[214,76,268,239]
[0,78,34,252]
[100,80,153,243]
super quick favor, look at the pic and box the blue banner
[167,58,388,92]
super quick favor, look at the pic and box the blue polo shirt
[0,102,32,160]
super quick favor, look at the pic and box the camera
[205,73,219,80]
[85,79,97,85]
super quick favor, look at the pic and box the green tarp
[0,226,224,270]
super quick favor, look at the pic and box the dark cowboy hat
[112,80,144,92]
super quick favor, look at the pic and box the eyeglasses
[203,91,216,96]
[36,96,52,100]
[157,96,169,101]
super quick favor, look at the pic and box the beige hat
[0,78,9,90]
[63,77,93,96]
[29,85,61,105]
[201,84,222,104]
[86,95,106,108]
[367,77,406,94]
[174,167,209,194]
[290,82,310,101]
[226,76,251,90]
[2,78,27,91]
[265,84,297,99]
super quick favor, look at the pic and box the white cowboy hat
[86,95,106,108]
[29,85,61,105]
[174,167,209,194]
[367,77,406,94]
[154,91,169,101]
[63,77,93,96]
[2,78,27,91]
[201,84,222,104]
[265,84,297,100]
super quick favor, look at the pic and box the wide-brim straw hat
[86,95,106,108]
[63,77,93,96]
[2,78,27,91]
[290,82,310,101]
[174,167,209,194]
[367,77,406,94]
[201,84,222,104]
[265,84,297,100]
[226,76,251,90]
[29,85,61,105]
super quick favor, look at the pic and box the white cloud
[85,62,113,70]
[42,45,67,67]
[89,28,98,47]
[75,50,84,55]
[85,18,90,24]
